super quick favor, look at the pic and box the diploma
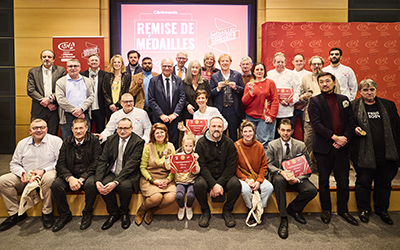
[185,119,208,136]
[282,155,312,178]
[277,88,294,103]
[169,154,196,174]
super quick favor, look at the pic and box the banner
[52,36,105,72]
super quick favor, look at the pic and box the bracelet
[149,177,154,184]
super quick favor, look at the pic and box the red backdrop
[261,22,400,114]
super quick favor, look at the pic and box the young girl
[166,133,200,220]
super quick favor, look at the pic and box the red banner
[169,154,196,174]
[52,36,105,72]
[261,22,400,113]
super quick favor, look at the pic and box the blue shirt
[66,74,87,109]
[143,71,153,108]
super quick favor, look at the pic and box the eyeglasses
[162,65,173,68]
[330,53,340,56]
[121,100,133,103]
[311,63,322,66]
[177,57,187,60]
[67,65,80,68]
[117,127,132,130]
[31,126,47,131]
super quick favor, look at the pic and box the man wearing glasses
[173,51,188,79]
[56,59,95,139]
[323,47,358,101]
[0,119,63,231]
[97,93,151,143]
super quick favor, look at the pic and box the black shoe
[278,217,289,239]
[0,213,26,231]
[101,214,121,230]
[338,212,359,226]
[376,211,393,225]
[222,210,236,228]
[198,211,211,228]
[121,214,131,229]
[42,213,55,229]
[321,210,331,224]
[52,214,72,232]
[80,214,92,230]
[358,209,370,223]
[287,206,306,224]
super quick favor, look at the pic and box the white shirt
[89,68,100,110]
[10,134,63,177]
[280,138,292,156]
[292,68,311,84]
[42,66,53,98]
[323,64,357,101]
[100,108,152,143]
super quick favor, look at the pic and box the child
[165,133,200,220]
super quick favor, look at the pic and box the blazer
[210,69,245,118]
[129,72,159,109]
[125,64,142,76]
[102,72,131,110]
[308,93,355,154]
[172,65,187,78]
[267,138,313,180]
[148,74,186,119]
[27,65,66,114]
[81,69,106,115]
[95,133,145,193]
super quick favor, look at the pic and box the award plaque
[277,88,294,103]
[282,155,312,178]
[186,119,208,135]
[169,154,196,174]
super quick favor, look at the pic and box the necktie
[44,69,51,97]
[178,68,182,78]
[77,142,81,146]
[115,139,125,175]
[166,78,171,108]
[285,143,290,156]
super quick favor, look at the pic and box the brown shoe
[144,206,159,225]
[135,203,149,226]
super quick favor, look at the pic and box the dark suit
[81,69,106,133]
[148,74,186,148]
[308,93,355,213]
[27,65,66,135]
[95,133,144,215]
[267,138,317,217]
[210,69,244,140]
[172,65,187,79]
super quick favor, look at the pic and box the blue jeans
[245,115,276,153]
[61,111,91,140]
[239,179,274,209]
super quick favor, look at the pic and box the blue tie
[166,78,171,109]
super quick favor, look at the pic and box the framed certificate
[282,155,312,178]
[169,154,196,174]
[186,119,208,135]
[277,88,294,103]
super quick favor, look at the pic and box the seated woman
[201,52,220,82]
[235,119,274,225]
[135,123,176,225]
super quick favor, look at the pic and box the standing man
[81,54,107,133]
[99,93,151,143]
[267,119,317,239]
[308,72,357,226]
[351,79,400,225]
[239,56,253,84]
[56,59,94,139]
[0,119,62,231]
[173,51,188,79]
[194,117,241,228]
[148,58,186,149]
[125,50,142,76]
[323,47,357,101]
[267,52,300,137]
[27,49,66,135]
[95,118,145,230]
[51,118,101,232]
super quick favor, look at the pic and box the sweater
[235,139,268,183]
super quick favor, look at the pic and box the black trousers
[193,175,241,213]
[315,148,350,214]
[355,160,398,213]
[99,173,133,216]
[271,173,317,217]
[91,109,105,133]
[31,104,59,136]
[51,175,97,217]
[222,105,240,141]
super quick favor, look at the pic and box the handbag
[245,190,263,227]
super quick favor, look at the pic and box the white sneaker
[186,206,193,220]
[178,206,185,220]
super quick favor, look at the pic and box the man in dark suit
[95,118,144,230]
[267,119,317,239]
[173,51,188,79]
[125,50,142,76]
[81,54,107,133]
[308,72,357,226]
[27,49,66,135]
[148,57,186,149]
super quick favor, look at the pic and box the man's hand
[168,113,177,122]
[280,99,289,106]
[211,183,224,197]
[160,114,170,123]
[21,172,29,183]
[187,104,195,115]
[68,176,83,191]
[93,133,103,141]
[72,107,83,118]
[109,104,117,113]
[332,135,347,148]
[40,97,51,107]
[47,103,57,111]
[103,182,117,195]
[96,181,107,195]
[288,179,299,185]
[228,81,236,90]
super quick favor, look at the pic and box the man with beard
[125,50,142,76]
[323,47,357,101]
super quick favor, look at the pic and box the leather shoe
[278,217,289,239]
[42,213,55,229]
[0,213,27,231]
[321,210,331,224]
[338,212,359,226]
[52,214,72,232]
[80,214,92,230]
[222,210,236,227]
[287,206,306,224]
[121,214,131,229]
[376,211,393,225]
[198,211,211,228]
[358,209,370,223]
[101,214,121,230]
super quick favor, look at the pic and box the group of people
[0,47,399,240]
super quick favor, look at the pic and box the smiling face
[292,55,305,71]
[310,58,323,75]
[41,50,55,69]
[117,119,133,140]
[154,129,166,144]
[240,60,252,75]
[161,58,173,77]
[72,121,88,142]
[195,93,208,108]
[88,55,100,70]
[176,53,188,68]
[219,56,231,71]
[241,126,255,144]
[205,56,215,68]
[278,123,293,142]
[253,64,265,80]
[121,94,134,113]
[29,120,48,143]
[66,60,81,79]
[191,62,200,77]
[273,55,286,73]
[113,57,122,71]
[183,139,195,154]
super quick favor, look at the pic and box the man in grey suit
[267,119,317,239]
[27,49,66,135]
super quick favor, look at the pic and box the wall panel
[265,10,348,22]
[14,0,100,9]
[15,96,31,125]
[266,0,347,9]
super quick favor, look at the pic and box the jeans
[245,115,276,153]
[239,179,274,209]
[61,111,91,140]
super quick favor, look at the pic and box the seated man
[0,119,63,231]
[194,117,241,228]
[95,118,145,230]
[51,118,102,232]
[267,119,317,239]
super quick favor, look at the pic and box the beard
[330,57,340,64]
